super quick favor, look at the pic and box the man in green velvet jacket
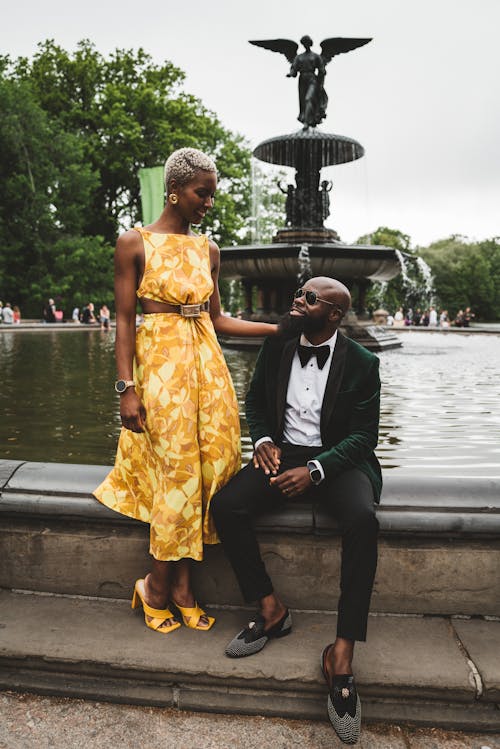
[211,276,381,744]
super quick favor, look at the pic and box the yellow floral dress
[94,229,241,561]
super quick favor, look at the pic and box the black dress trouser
[211,444,379,642]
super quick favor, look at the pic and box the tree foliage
[359,226,500,320]
[0,68,99,315]
[419,236,500,319]
[0,41,254,315]
[11,40,252,246]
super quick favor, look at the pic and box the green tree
[419,236,500,320]
[11,40,252,247]
[0,69,101,315]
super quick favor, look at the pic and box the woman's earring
[169,193,178,205]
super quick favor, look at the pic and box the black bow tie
[297,344,330,370]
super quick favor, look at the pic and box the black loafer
[225,609,292,658]
[321,644,361,745]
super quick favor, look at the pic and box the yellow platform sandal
[172,601,215,631]
[131,579,181,634]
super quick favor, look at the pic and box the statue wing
[249,38,299,64]
[320,37,372,65]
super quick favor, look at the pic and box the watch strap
[307,459,324,485]
[115,379,135,393]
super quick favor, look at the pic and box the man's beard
[277,311,326,339]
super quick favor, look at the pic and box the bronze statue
[249,36,371,128]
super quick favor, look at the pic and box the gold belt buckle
[180,303,202,318]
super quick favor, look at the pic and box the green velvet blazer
[245,331,383,502]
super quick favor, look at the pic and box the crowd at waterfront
[0,299,111,329]
[386,305,475,328]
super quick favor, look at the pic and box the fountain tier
[220,128,402,350]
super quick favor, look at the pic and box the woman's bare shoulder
[115,228,143,256]
[207,237,220,271]
[208,237,220,254]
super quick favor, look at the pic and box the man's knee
[211,467,253,526]
[348,503,379,537]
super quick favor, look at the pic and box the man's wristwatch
[114,379,135,394]
[307,460,323,486]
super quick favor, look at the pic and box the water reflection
[1,330,499,478]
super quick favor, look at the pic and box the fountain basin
[220,242,401,283]
[253,129,364,167]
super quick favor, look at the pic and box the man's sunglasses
[294,288,340,309]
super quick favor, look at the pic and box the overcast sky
[2,0,499,246]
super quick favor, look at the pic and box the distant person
[421,310,430,327]
[393,307,404,328]
[454,310,464,327]
[43,298,56,323]
[463,307,475,327]
[429,306,437,327]
[81,302,97,324]
[2,302,14,324]
[13,305,21,324]
[72,307,80,323]
[413,308,422,326]
[386,314,394,326]
[404,308,413,326]
[99,304,111,330]
[439,310,449,328]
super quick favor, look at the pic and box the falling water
[371,281,388,309]
[395,250,436,307]
[415,256,435,300]
[297,244,312,285]
[228,279,238,313]
[250,157,263,244]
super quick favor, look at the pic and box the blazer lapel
[275,337,298,436]
[320,331,348,436]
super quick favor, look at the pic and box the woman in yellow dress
[94,148,276,633]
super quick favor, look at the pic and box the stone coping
[0,590,499,729]
[1,459,499,537]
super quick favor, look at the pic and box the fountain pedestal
[220,128,402,351]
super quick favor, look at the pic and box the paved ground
[0,691,498,749]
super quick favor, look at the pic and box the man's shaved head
[278,276,352,343]
[304,277,351,316]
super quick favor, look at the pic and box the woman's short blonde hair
[164,148,216,193]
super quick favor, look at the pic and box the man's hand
[253,442,282,475]
[120,389,146,433]
[270,467,312,498]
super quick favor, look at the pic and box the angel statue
[249,35,371,129]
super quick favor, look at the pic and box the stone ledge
[0,590,498,730]
[1,460,499,616]
[1,460,499,537]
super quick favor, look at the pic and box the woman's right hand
[119,389,147,433]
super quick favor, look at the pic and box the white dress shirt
[255,330,338,483]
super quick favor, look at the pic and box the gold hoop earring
[169,193,178,205]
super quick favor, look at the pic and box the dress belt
[143,301,209,318]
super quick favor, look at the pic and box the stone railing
[1,459,499,616]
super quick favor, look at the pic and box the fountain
[219,35,402,350]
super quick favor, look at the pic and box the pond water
[1,329,499,478]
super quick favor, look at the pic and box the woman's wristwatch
[114,379,135,394]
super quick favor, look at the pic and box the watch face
[310,468,322,484]
[115,380,126,393]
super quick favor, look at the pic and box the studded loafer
[321,644,361,745]
[224,609,292,658]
